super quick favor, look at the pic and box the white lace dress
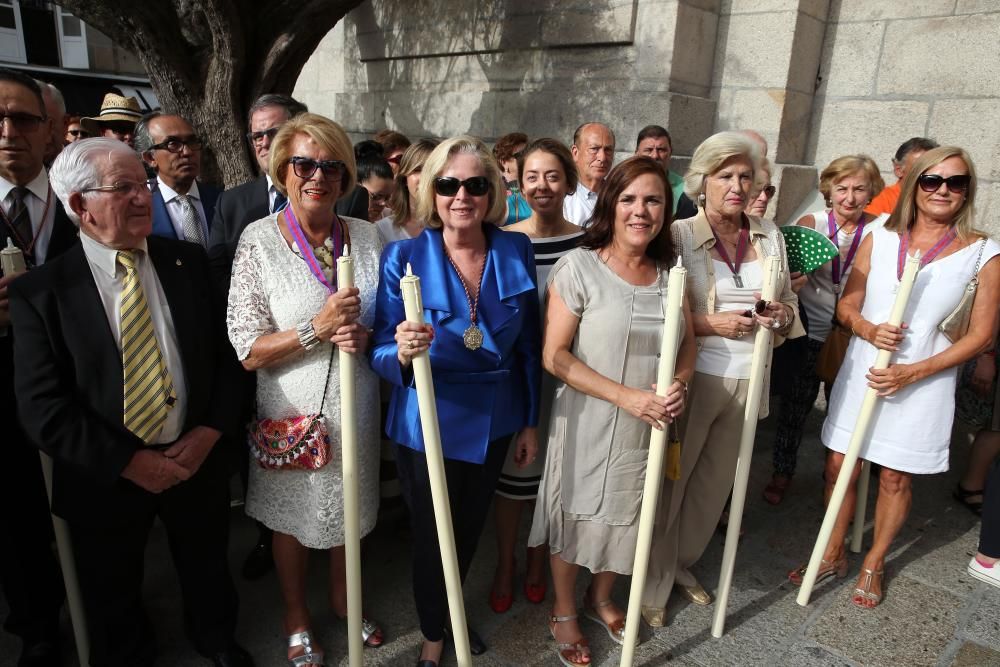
[227,214,382,549]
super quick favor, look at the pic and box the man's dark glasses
[289,156,346,180]
[433,176,491,197]
[917,174,970,194]
[149,137,203,153]
[247,127,280,145]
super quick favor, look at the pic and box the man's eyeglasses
[0,112,45,132]
[289,156,346,180]
[148,137,203,153]
[66,129,91,138]
[917,173,970,194]
[247,127,280,145]
[81,180,152,198]
[433,176,491,197]
[761,185,776,198]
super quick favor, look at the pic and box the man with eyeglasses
[0,67,81,667]
[9,137,253,667]
[136,111,219,248]
[563,121,615,226]
[208,94,309,582]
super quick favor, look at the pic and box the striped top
[531,230,585,300]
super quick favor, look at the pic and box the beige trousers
[641,371,750,610]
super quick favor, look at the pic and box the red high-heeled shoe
[524,580,546,604]
[489,587,513,613]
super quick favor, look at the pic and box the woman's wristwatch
[297,319,320,351]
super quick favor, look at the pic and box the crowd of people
[1,66,998,667]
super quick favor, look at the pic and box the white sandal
[287,630,325,667]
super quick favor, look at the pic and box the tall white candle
[336,247,363,667]
[621,257,687,667]
[400,263,472,666]
[712,254,782,638]
[797,250,922,606]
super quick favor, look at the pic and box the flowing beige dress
[528,248,677,574]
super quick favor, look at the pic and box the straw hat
[81,93,143,133]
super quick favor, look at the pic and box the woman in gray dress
[529,157,696,667]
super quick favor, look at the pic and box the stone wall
[295,0,1000,238]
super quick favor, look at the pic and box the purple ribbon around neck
[827,210,865,288]
[284,205,342,292]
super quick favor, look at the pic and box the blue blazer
[151,181,220,241]
[370,225,542,464]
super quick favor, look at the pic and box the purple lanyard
[284,206,343,292]
[896,228,957,280]
[711,222,750,278]
[827,211,865,290]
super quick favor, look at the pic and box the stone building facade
[295,0,999,237]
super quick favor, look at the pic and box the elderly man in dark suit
[9,137,252,667]
[135,112,219,247]
[0,67,79,667]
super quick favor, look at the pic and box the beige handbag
[938,239,987,344]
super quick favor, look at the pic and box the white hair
[683,131,764,201]
[34,80,66,115]
[49,138,141,226]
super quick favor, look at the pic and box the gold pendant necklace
[445,246,487,350]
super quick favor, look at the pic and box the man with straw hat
[82,93,142,148]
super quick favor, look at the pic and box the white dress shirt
[563,182,599,227]
[266,174,284,214]
[80,232,188,443]
[159,180,209,243]
[0,168,57,265]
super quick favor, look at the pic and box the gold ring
[408,340,415,349]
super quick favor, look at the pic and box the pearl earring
[697,193,706,206]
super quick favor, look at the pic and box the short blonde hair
[684,131,763,202]
[415,135,507,229]
[885,146,980,240]
[819,155,885,203]
[269,113,356,197]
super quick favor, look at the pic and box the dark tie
[272,190,287,214]
[8,187,33,252]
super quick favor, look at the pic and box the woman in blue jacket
[370,135,541,667]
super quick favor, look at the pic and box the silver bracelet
[296,319,320,351]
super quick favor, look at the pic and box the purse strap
[317,343,337,415]
[970,238,988,282]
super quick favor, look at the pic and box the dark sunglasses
[246,126,280,145]
[917,173,970,194]
[289,156,346,180]
[67,129,90,138]
[762,185,776,198]
[433,176,490,197]
[742,300,769,319]
[149,136,203,153]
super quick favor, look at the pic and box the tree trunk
[58,0,364,187]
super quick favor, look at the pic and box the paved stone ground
[2,408,998,667]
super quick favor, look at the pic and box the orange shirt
[864,181,900,216]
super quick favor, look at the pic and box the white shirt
[563,182,599,226]
[158,180,209,243]
[695,259,762,379]
[266,174,284,214]
[0,168,57,265]
[80,232,188,443]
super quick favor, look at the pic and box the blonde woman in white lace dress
[226,114,383,666]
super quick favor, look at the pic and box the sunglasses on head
[289,156,346,180]
[917,173,970,194]
[742,300,769,319]
[433,176,491,197]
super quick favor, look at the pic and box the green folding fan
[780,225,840,274]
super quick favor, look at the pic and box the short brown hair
[819,155,885,203]
[581,156,674,263]
[269,113,356,196]
[415,136,507,229]
[493,132,528,164]
[517,137,578,194]
[374,129,411,155]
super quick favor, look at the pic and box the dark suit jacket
[150,181,220,242]
[207,175,270,295]
[9,236,243,522]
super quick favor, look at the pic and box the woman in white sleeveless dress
[789,147,1000,609]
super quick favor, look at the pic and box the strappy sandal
[287,630,325,667]
[582,592,625,645]
[549,613,590,667]
[335,614,385,648]
[953,483,984,515]
[788,557,848,586]
[852,567,884,608]
[763,474,791,505]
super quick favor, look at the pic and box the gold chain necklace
[445,247,487,350]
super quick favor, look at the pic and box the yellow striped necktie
[118,250,176,444]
